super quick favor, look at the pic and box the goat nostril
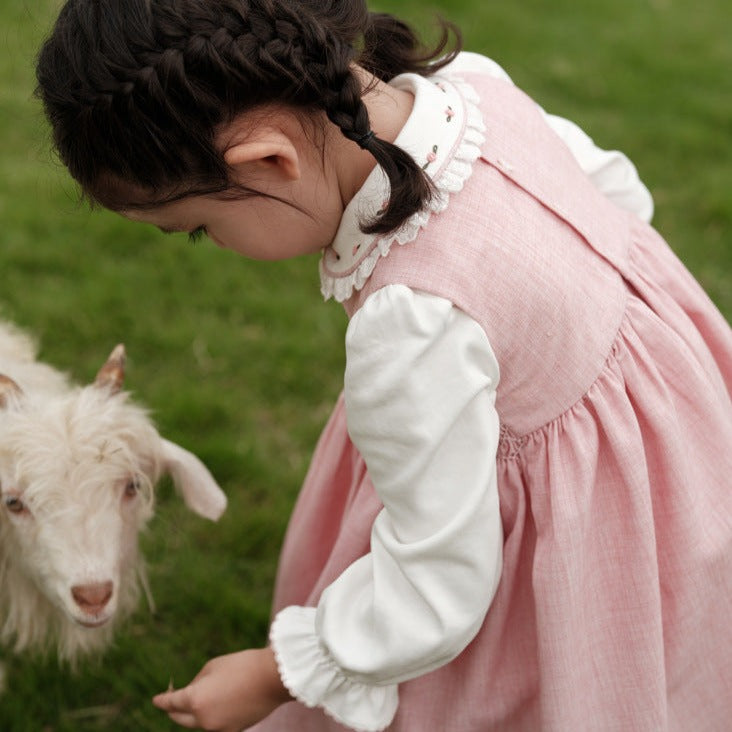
[71,581,113,612]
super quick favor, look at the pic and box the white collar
[319,71,486,302]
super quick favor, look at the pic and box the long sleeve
[271,286,503,731]
[445,51,654,222]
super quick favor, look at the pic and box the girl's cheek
[206,229,228,249]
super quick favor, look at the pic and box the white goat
[0,321,227,663]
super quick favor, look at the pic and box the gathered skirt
[253,221,732,731]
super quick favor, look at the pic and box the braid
[36,0,460,234]
[316,67,435,235]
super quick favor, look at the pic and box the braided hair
[36,0,461,235]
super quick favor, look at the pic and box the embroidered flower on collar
[319,73,486,303]
[422,145,439,170]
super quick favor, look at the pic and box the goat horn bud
[94,344,126,394]
[0,374,23,408]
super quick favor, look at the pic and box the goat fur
[0,321,226,662]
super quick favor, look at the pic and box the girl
[35,1,732,730]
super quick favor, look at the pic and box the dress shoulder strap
[466,72,633,274]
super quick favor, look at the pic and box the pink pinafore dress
[257,73,732,730]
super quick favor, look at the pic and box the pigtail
[359,13,462,83]
[315,62,435,236]
[357,136,435,236]
[298,6,461,234]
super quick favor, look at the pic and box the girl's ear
[222,125,301,183]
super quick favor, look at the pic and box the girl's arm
[271,285,503,731]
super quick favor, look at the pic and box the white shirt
[270,52,654,732]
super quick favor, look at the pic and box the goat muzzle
[71,581,114,618]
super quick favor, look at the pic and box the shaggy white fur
[0,321,226,664]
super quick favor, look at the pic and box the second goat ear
[159,438,227,521]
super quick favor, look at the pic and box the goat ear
[94,344,126,394]
[0,374,23,408]
[159,438,227,521]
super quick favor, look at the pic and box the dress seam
[498,287,631,460]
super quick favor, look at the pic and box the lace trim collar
[319,72,486,303]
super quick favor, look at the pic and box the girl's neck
[333,67,415,208]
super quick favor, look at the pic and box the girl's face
[120,108,372,261]
[122,185,344,261]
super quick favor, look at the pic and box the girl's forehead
[120,201,192,232]
[121,202,174,221]
[89,173,169,213]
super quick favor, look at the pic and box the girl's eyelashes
[187,226,207,243]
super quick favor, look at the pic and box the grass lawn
[1,0,730,729]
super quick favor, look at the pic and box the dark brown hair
[36,1,461,235]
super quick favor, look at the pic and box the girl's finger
[152,687,192,712]
[166,711,199,728]
[152,692,173,710]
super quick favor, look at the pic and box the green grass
[1,0,730,729]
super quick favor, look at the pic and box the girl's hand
[152,646,292,731]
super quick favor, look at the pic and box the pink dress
[258,69,732,730]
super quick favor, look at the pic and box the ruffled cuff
[270,606,399,732]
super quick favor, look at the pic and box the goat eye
[4,496,27,514]
[123,477,141,499]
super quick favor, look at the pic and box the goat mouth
[74,615,112,629]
